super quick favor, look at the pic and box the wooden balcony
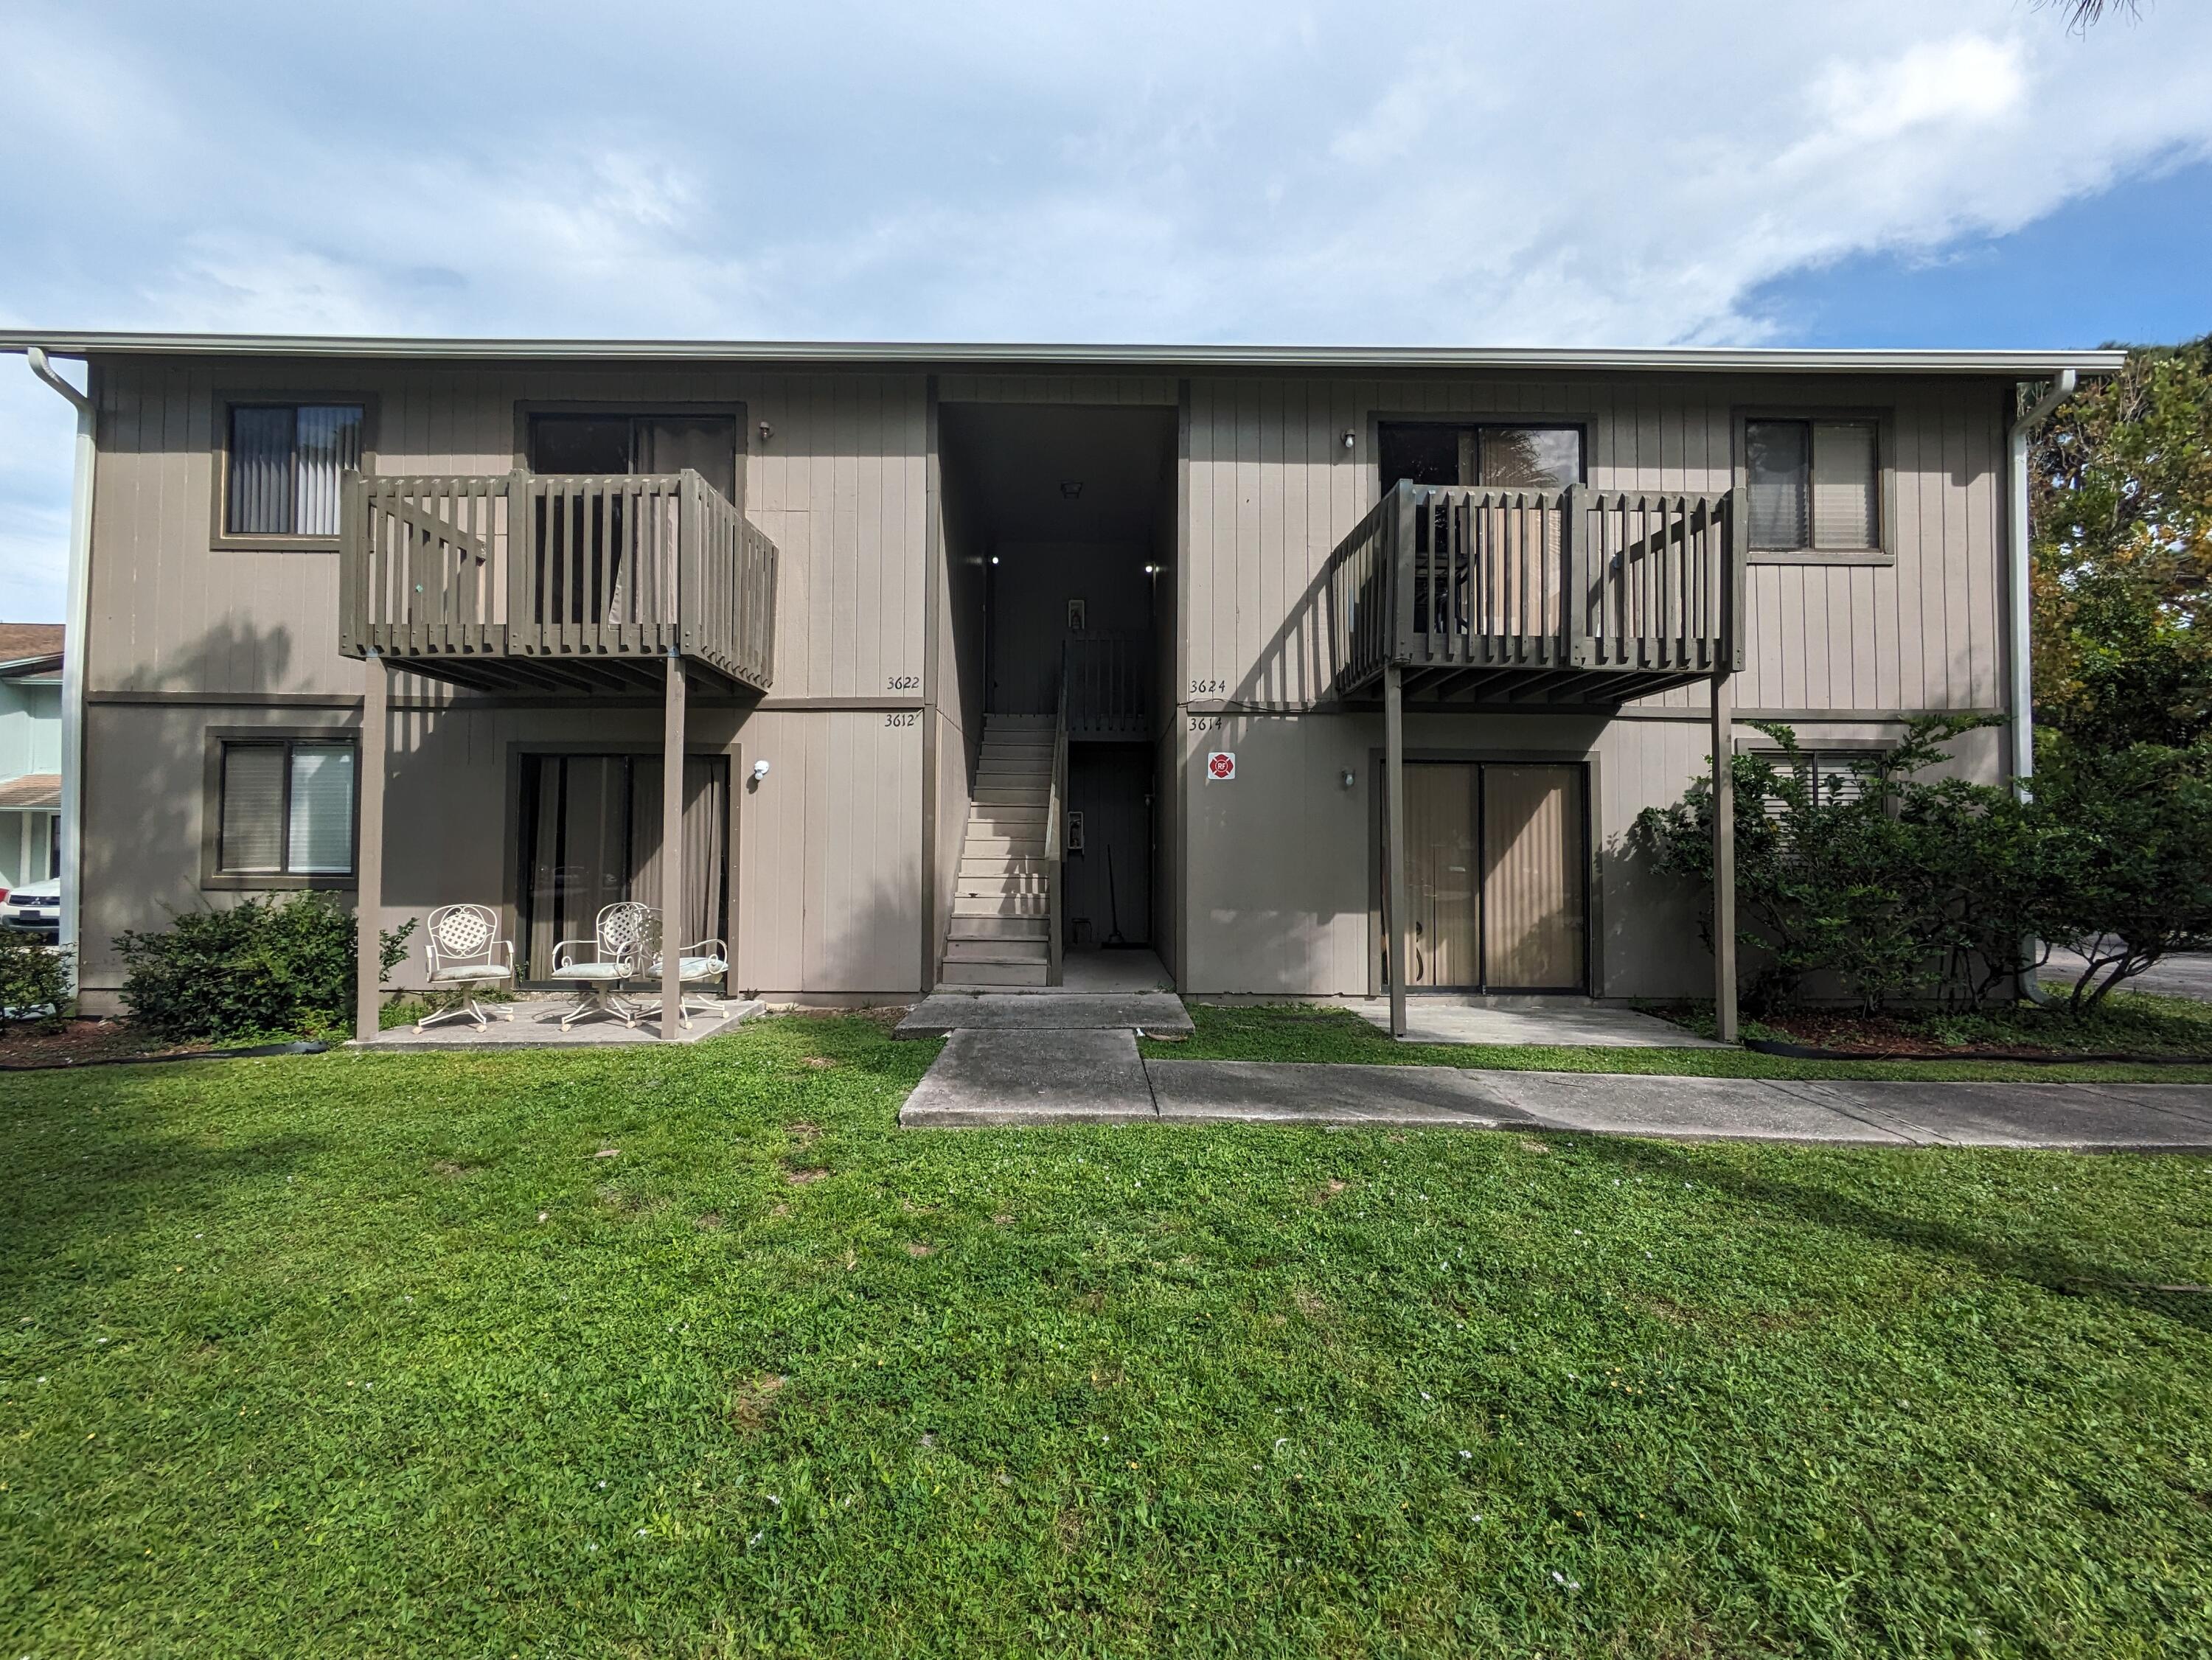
[338,470,777,694]
[1324,481,1741,706]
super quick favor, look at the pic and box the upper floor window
[526,413,738,503]
[1378,423,1585,492]
[1745,419,1879,553]
[226,403,364,537]
[215,738,355,879]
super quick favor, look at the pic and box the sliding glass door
[519,753,729,983]
[1393,761,1586,992]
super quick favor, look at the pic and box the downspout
[2006,366,2078,1005]
[25,348,94,984]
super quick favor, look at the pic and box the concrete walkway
[900,1036,2212,1150]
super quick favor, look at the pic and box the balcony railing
[1062,632,1150,738]
[338,469,777,694]
[1324,481,1741,704]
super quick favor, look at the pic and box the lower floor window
[218,739,355,876]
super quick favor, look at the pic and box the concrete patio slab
[900,1029,1158,1126]
[894,991,1193,1039]
[1147,1060,1511,1127]
[356,996,766,1050]
[1344,997,1726,1049]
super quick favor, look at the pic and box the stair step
[959,855,1048,879]
[944,939,1050,964]
[964,835,1047,858]
[953,893,1049,918]
[940,960,1051,988]
[957,873,1048,898]
[949,915,1049,941]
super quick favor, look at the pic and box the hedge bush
[1634,719,2212,1015]
[116,893,414,1045]
[0,931,71,1035]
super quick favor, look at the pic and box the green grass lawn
[5,1015,2211,1657]
[1152,999,2212,1082]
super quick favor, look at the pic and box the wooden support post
[1711,669,1738,1044]
[355,651,388,1045]
[661,653,686,1039]
[1383,660,1409,1040]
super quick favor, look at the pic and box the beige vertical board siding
[1180,713,1372,994]
[83,357,931,703]
[793,708,922,994]
[735,708,808,992]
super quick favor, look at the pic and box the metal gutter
[2006,367,2082,1007]
[23,348,92,975]
[0,331,2128,377]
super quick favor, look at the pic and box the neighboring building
[1,333,2121,1028]
[0,622,63,894]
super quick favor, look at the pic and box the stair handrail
[1044,655,1069,986]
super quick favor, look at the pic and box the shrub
[1635,719,2212,1016]
[0,931,72,1034]
[116,893,414,1045]
[1634,719,1994,1014]
[2031,738,2212,1009]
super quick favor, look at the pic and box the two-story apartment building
[0,622,63,894]
[5,334,2120,1039]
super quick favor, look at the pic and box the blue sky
[3,1,2211,621]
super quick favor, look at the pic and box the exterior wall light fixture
[1340,767,1357,789]
[1342,430,1356,451]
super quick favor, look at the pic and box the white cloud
[1,0,2210,616]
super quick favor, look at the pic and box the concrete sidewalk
[898,1033,2212,1150]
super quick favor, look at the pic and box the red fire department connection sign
[1206,751,1237,781]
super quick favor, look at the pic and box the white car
[0,882,60,941]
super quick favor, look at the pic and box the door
[1404,764,1478,988]
[520,753,730,983]
[1390,761,1585,992]
[526,415,740,627]
[1481,765,1585,990]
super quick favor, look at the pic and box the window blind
[219,744,288,872]
[227,405,363,536]
[1810,422,1878,549]
[287,744,355,873]
[1745,421,1809,550]
[229,408,297,536]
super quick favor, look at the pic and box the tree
[2028,338,2212,750]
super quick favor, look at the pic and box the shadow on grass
[1569,1134,2212,1336]
[0,1067,330,1297]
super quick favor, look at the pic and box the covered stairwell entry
[935,398,1179,991]
[944,716,1054,986]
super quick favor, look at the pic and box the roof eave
[0,332,2131,377]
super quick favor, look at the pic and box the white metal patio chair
[417,903,517,1031]
[639,908,731,1029]
[549,900,653,1030]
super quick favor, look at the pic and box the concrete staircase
[941,716,1055,988]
